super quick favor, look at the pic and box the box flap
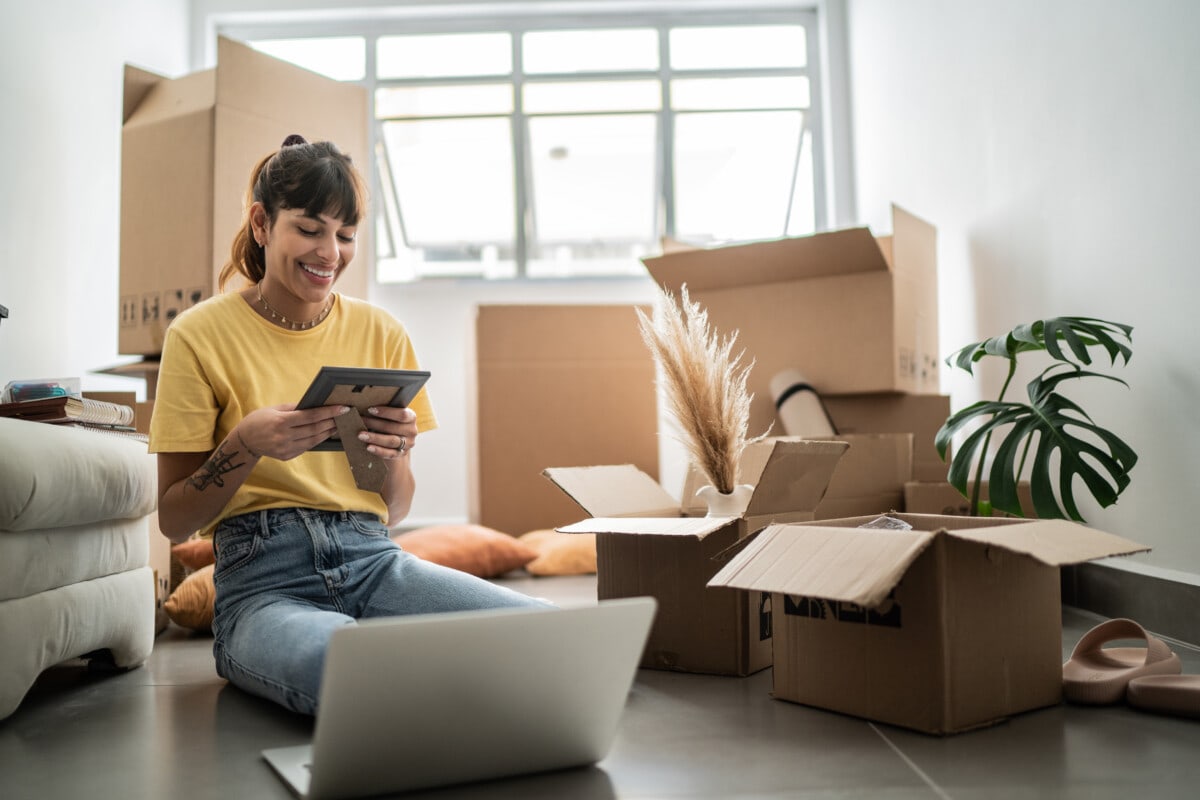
[123,64,164,124]
[122,67,216,129]
[543,464,679,518]
[942,519,1150,566]
[557,516,737,540]
[743,439,850,516]
[681,438,849,515]
[708,523,935,608]
[642,227,889,294]
[216,36,366,127]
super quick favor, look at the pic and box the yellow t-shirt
[148,291,437,537]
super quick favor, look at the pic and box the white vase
[696,484,754,517]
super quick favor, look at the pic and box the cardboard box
[642,205,939,436]
[823,392,950,483]
[94,358,160,400]
[546,439,848,676]
[472,305,659,536]
[904,480,1035,518]
[120,37,369,355]
[709,512,1148,734]
[680,434,913,521]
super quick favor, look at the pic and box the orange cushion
[391,524,538,578]
[519,529,597,576]
[163,564,215,632]
[172,538,215,570]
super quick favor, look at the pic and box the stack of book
[0,394,147,442]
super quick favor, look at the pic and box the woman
[150,135,547,715]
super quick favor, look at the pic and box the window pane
[672,76,809,111]
[786,128,816,237]
[524,80,661,114]
[674,110,805,243]
[523,29,658,74]
[670,25,806,70]
[526,114,657,278]
[377,118,515,279]
[248,37,365,81]
[376,84,513,118]
[378,33,512,78]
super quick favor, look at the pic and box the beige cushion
[519,529,597,576]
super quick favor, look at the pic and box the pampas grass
[636,284,763,495]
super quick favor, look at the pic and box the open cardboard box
[708,512,1148,734]
[545,439,848,676]
[119,37,368,355]
[642,205,939,437]
[680,434,913,521]
[822,392,950,483]
[905,480,1036,518]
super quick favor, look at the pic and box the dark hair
[219,135,368,289]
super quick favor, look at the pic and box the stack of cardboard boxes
[488,206,1148,734]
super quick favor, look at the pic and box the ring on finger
[398,435,408,454]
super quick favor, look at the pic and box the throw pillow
[172,537,215,570]
[519,529,597,576]
[391,524,538,578]
[163,563,215,632]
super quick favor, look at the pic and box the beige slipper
[1127,675,1200,720]
[1062,618,1182,705]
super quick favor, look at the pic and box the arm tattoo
[187,443,246,491]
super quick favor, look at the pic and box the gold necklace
[256,283,333,331]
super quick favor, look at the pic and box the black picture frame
[296,366,430,451]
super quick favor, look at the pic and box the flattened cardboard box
[643,205,939,436]
[709,513,1148,734]
[546,439,848,676]
[472,305,658,536]
[681,434,913,521]
[120,37,368,355]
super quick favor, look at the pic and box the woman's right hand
[236,403,351,461]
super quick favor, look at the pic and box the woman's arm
[156,435,259,543]
[156,404,350,542]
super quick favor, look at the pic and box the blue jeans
[211,508,550,715]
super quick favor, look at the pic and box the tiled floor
[2,574,1199,799]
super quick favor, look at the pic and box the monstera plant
[934,316,1136,521]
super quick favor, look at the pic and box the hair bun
[281,134,308,148]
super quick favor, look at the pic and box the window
[230,7,823,281]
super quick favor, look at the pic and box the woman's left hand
[359,406,419,460]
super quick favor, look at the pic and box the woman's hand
[236,403,351,461]
[358,406,419,460]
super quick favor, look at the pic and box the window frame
[216,4,827,281]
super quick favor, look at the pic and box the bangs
[295,160,365,226]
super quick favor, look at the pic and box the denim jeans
[211,508,550,715]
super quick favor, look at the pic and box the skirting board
[1062,558,1200,647]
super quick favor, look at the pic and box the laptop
[262,597,657,800]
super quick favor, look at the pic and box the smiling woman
[145,134,551,717]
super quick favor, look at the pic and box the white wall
[0,1,190,393]
[847,0,1200,575]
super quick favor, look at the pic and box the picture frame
[296,366,430,452]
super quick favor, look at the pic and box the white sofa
[0,417,158,720]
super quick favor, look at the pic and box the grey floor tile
[3,586,1198,799]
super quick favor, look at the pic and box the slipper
[1062,618,1182,705]
[1127,675,1200,720]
